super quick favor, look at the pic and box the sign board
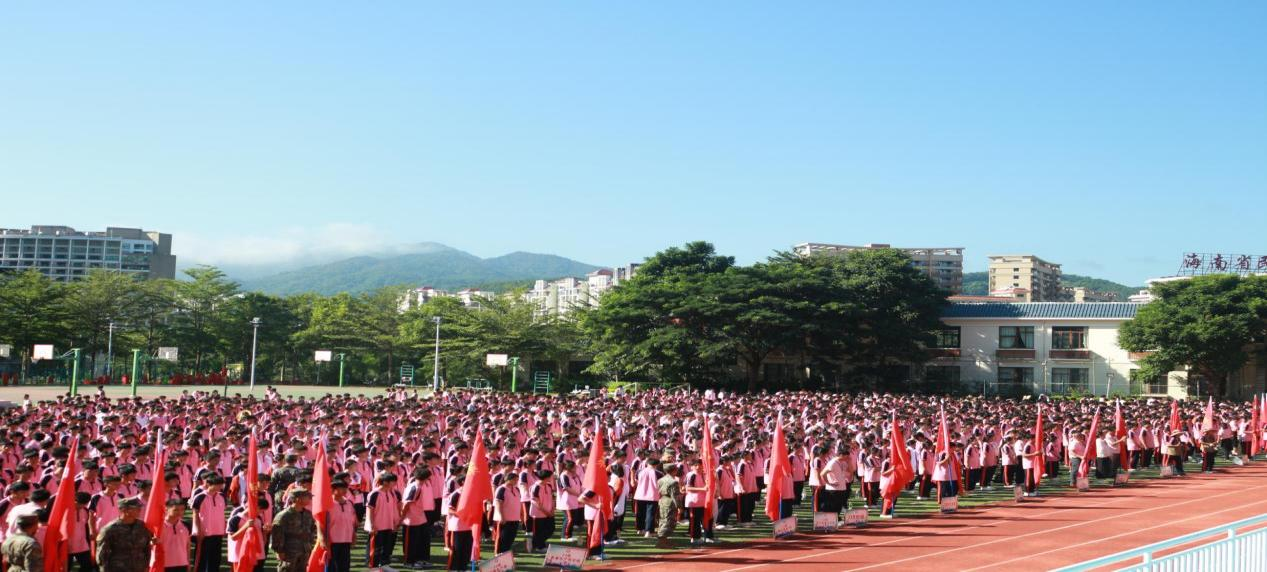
[1076,477,1090,491]
[401,376,413,383]
[844,508,869,527]
[772,516,797,538]
[314,350,333,363]
[1114,473,1129,485]
[1014,485,1024,502]
[479,551,515,572]
[1160,465,1174,477]
[486,353,509,367]
[0,344,10,358]
[813,511,839,532]
[157,347,179,362]
[939,496,958,513]
[33,344,54,361]
[1178,253,1267,277]
[543,544,586,570]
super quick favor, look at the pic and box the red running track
[614,462,1267,571]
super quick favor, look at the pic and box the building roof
[942,302,1141,320]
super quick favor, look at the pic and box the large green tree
[169,266,241,372]
[1120,274,1267,397]
[0,270,69,380]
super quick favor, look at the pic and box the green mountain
[960,271,1141,300]
[238,245,602,295]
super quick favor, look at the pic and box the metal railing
[1054,513,1267,572]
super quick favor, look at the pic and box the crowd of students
[0,386,1262,571]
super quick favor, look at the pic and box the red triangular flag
[234,432,263,572]
[454,427,493,562]
[44,436,79,572]
[306,440,333,572]
[882,414,913,501]
[1202,396,1215,434]
[1079,407,1102,479]
[1032,405,1044,488]
[143,434,169,572]
[764,412,791,523]
[1114,400,1128,480]
[581,418,611,550]
[700,416,718,528]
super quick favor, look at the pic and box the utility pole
[432,316,442,392]
[248,317,262,391]
[510,356,520,393]
[105,320,116,382]
[70,348,81,397]
[130,349,141,397]
[337,353,346,388]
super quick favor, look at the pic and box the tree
[0,270,69,381]
[584,241,736,385]
[1120,274,1267,397]
[169,266,241,372]
[63,269,146,376]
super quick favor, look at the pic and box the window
[932,326,960,348]
[1051,326,1087,349]
[999,326,1034,349]
[1131,370,1168,394]
[926,366,961,384]
[1051,368,1089,393]
[998,367,1033,388]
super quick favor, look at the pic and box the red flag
[882,414,913,501]
[1032,405,1044,488]
[43,436,79,572]
[701,416,719,528]
[1114,400,1129,480]
[1202,396,1215,434]
[764,412,791,523]
[143,434,169,572]
[933,404,965,496]
[234,432,263,572]
[581,419,612,551]
[454,427,493,562]
[306,441,333,572]
[1252,396,1260,457]
[1079,407,1102,479]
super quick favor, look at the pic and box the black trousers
[1096,457,1113,479]
[981,466,996,488]
[194,535,223,572]
[1203,450,1217,472]
[564,507,584,538]
[965,468,982,491]
[635,500,657,532]
[531,516,556,551]
[738,492,757,522]
[494,520,519,554]
[70,551,97,572]
[368,530,396,567]
[326,543,352,572]
[447,530,473,571]
[717,497,737,525]
[688,506,714,539]
[792,480,805,505]
[403,523,431,564]
[166,568,189,572]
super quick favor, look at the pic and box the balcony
[1128,351,1155,361]
[996,348,1036,360]
[927,348,961,359]
[1050,349,1092,360]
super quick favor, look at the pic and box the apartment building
[398,286,492,312]
[0,225,175,281]
[793,242,965,293]
[987,255,1063,301]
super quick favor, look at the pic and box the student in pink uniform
[632,458,661,537]
[190,474,227,572]
[321,480,357,572]
[227,497,267,572]
[683,458,714,545]
[735,452,758,526]
[714,455,737,529]
[493,471,522,555]
[444,476,473,572]
[400,467,432,569]
[557,460,583,542]
[528,470,556,553]
[160,498,192,572]
[68,492,94,571]
[365,473,401,569]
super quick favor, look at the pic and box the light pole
[432,316,442,392]
[69,348,82,396]
[130,349,141,397]
[105,319,116,382]
[248,317,262,391]
[337,353,346,388]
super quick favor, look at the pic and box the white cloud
[176,223,395,267]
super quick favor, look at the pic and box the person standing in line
[319,480,356,572]
[492,471,521,555]
[190,474,226,572]
[400,467,433,570]
[159,499,191,572]
[527,470,556,554]
[683,459,714,546]
[632,457,660,538]
[96,498,151,572]
[1,514,41,572]
[364,473,401,570]
[655,464,682,549]
[271,490,316,572]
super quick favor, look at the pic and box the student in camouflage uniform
[0,514,42,572]
[96,497,152,572]
[655,464,683,549]
[271,488,317,572]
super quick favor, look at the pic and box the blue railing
[1054,513,1267,571]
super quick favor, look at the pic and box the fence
[1054,513,1267,572]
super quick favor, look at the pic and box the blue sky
[2,2,1264,285]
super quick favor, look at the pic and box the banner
[939,497,958,513]
[543,545,587,570]
[844,508,869,527]
[1076,477,1090,491]
[813,512,839,532]
[1160,465,1174,477]
[479,551,515,572]
[772,516,797,538]
[1114,473,1129,485]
